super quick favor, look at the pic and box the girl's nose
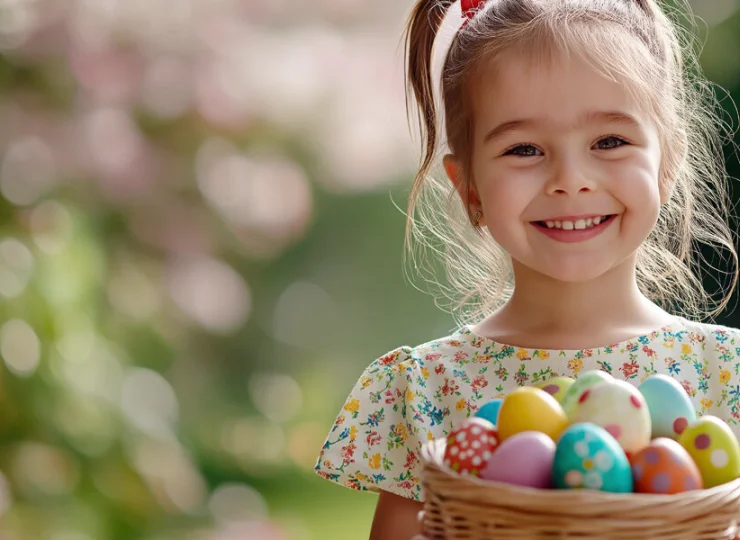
[545,157,598,196]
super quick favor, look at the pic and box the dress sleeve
[705,326,740,438]
[314,346,433,502]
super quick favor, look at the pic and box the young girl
[315,0,740,538]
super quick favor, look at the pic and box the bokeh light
[220,416,287,472]
[208,482,268,525]
[29,201,74,254]
[248,372,304,424]
[0,238,34,298]
[11,442,80,497]
[0,319,41,377]
[167,257,252,333]
[120,368,179,437]
[0,136,56,206]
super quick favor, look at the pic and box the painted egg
[443,417,499,476]
[497,387,568,442]
[631,438,703,494]
[475,398,502,426]
[561,370,613,416]
[678,416,740,488]
[553,423,633,493]
[535,377,575,404]
[480,431,556,489]
[638,374,696,439]
[568,380,651,457]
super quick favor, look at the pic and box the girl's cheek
[612,169,661,200]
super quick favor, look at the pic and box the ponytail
[403,0,456,224]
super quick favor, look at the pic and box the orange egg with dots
[631,438,703,494]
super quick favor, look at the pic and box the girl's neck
[474,256,678,349]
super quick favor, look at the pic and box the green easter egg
[535,376,575,404]
[561,370,613,418]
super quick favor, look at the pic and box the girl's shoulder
[673,317,740,346]
[363,327,487,372]
[313,328,491,501]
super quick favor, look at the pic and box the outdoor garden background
[1,1,740,539]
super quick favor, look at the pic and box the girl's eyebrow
[482,110,643,144]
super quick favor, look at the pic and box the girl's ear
[443,154,486,227]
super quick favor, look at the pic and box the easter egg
[553,423,633,493]
[480,431,556,488]
[475,398,502,426]
[678,416,740,488]
[638,374,696,439]
[568,380,651,457]
[535,377,575,404]
[561,370,613,416]
[631,438,702,494]
[497,387,568,442]
[443,417,499,476]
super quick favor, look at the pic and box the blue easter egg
[476,399,503,426]
[638,374,696,439]
[553,423,633,493]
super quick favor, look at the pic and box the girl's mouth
[534,215,616,230]
[531,214,618,243]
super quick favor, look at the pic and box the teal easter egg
[561,370,613,417]
[535,377,575,404]
[553,423,633,493]
[475,398,503,426]
[638,374,696,439]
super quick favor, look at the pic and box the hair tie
[461,0,487,20]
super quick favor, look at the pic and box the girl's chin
[516,259,622,285]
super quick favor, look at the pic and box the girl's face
[447,50,667,284]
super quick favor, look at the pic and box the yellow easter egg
[497,387,568,443]
[678,416,740,488]
[535,376,575,404]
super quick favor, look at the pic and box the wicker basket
[420,438,740,539]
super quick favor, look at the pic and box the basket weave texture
[420,438,740,539]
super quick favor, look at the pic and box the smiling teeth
[544,216,606,230]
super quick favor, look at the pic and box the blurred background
[0,1,739,539]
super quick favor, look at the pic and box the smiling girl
[315,0,740,538]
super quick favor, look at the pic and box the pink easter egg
[480,431,556,488]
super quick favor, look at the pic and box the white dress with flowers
[314,317,740,501]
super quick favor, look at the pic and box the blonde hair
[402,0,738,324]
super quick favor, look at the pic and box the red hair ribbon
[461,0,487,20]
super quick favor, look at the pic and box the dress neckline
[455,316,689,355]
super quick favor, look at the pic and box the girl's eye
[504,144,541,157]
[595,136,628,150]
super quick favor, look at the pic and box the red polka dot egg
[631,438,703,494]
[443,417,499,476]
[568,380,651,458]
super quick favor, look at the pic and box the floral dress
[314,317,740,502]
